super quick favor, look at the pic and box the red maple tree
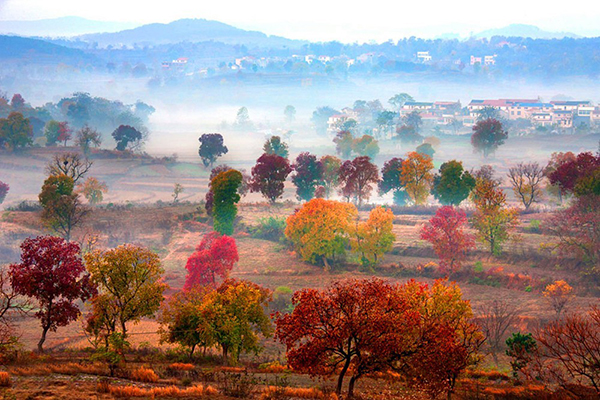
[183,232,239,290]
[420,206,475,278]
[9,236,96,352]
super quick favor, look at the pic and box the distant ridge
[78,18,304,48]
[0,35,96,64]
[474,24,580,39]
[0,16,139,38]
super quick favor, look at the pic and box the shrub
[0,371,10,387]
[260,386,337,400]
[217,372,257,398]
[168,363,195,371]
[108,384,218,398]
[251,216,287,242]
[130,366,159,383]
[527,219,542,233]
[258,361,289,373]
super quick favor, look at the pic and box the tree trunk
[348,375,359,398]
[189,344,196,360]
[336,357,351,395]
[222,346,229,366]
[38,325,50,353]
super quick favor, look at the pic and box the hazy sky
[1,0,600,42]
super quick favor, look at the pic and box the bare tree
[0,267,27,348]
[477,300,521,366]
[46,152,93,184]
[508,162,545,210]
[533,307,600,397]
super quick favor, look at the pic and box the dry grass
[130,366,159,383]
[108,384,218,398]
[260,386,338,400]
[216,366,247,373]
[167,362,195,371]
[466,369,511,381]
[9,362,105,377]
[0,371,10,387]
[258,361,289,373]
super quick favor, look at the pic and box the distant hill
[474,24,580,39]
[79,18,304,48]
[0,35,96,64]
[0,17,139,38]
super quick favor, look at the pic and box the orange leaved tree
[400,151,434,205]
[285,198,357,269]
[351,206,395,266]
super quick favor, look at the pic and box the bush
[527,219,542,233]
[250,216,287,242]
[6,200,42,212]
[0,371,10,387]
[217,372,257,398]
[130,366,159,383]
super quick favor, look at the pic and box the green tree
[388,93,414,111]
[85,245,167,337]
[212,169,243,235]
[432,160,477,206]
[199,279,273,365]
[75,125,102,156]
[506,333,537,378]
[403,111,423,133]
[263,135,289,158]
[353,135,380,159]
[333,130,354,159]
[39,174,88,241]
[0,112,32,151]
[416,143,435,159]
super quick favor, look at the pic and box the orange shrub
[130,366,159,383]
[258,361,289,373]
[466,369,510,381]
[168,363,195,371]
[0,371,10,387]
[108,384,218,398]
[216,366,246,373]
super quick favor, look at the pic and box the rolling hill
[79,18,304,48]
[474,24,580,39]
[0,35,97,64]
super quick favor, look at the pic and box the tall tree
[379,157,409,206]
[311,106,339,136]
[75,125,102,156]
[85,244,166,337]
[10,236,95,352]
[476,300,520,366]
[275,278,416,397]
[470,179,519,255]
[508,162,545,210]
[338,156,379,206]
[291,152,323,202]
[544,152,577,204]
[400,152,434,205]
[198,133,228,168]
[250,154,292,203]
[421,206,475,278]
[184,232,238,290]
[263,135,289,159]
[548,152,600,196]
[39,174,88,241]
[211,169,243,235]
[403,111,423,133]
[319,155,342,199]
[471,118,507,159]
[432,160,476,206]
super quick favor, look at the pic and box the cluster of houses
[326,98,598,135]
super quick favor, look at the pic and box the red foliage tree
[291,152,323,202]
[548,151,600,195]
[275,278,418,397]
[420,206,475,278]
[56,121,72,147]
[338,156,379,206]
[184,232,239,290]
[250,153,292,203]
[9,236,95,352]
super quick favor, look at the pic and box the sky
[1,0,600,42]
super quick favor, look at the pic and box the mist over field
[0,9,599,400]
